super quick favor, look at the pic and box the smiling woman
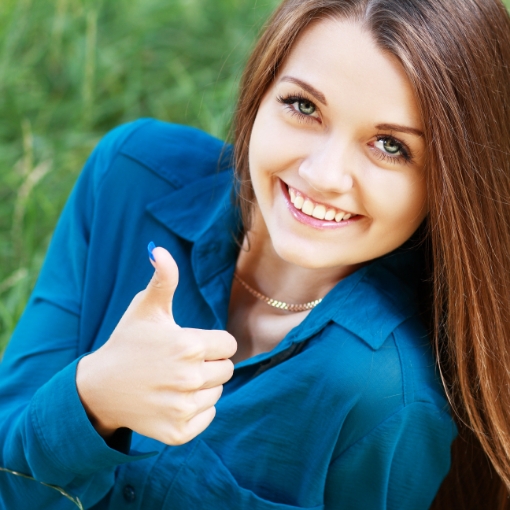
[247,20,427,271]
[1,0,510,509]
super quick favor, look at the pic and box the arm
[324,402,455,510]
[0,119,237,510]
[0,121,156,510]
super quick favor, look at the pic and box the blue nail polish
[148,241,156,262]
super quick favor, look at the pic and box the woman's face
[248,18,427,270]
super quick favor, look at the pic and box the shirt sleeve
[0,119,157,510]
[324,402,455,510]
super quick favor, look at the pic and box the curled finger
[200,359,235,389]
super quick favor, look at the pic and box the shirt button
[123,484,136,502]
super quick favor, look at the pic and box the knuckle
[172,421,196,445]
[170,372,190,392]
[176,407,194,423]
[160,408,192,445]
[189,372,205,390]
[182,394,199,418]
[163,427,187,446]
[179,338,205,361]
[168,400,194,421]
[174,372,204,392]
[178,429,194,445]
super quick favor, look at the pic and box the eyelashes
[276,92,320,125]
[275,91,415,166]
[372,136,413,165]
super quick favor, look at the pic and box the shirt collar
[146,169,426,351]
[146,168,242,330]
[146,168,241,244]
[328,244,426,349]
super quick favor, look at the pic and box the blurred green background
[0,0,280,353]
[0,0,509,354]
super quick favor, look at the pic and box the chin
[271,239,343,270]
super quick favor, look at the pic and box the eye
[375,137,403,156]
[372,135,413,165]
[276,93,320,123]
[297,100,316,116]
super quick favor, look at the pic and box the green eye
[298,100,316,116]
[373,136,412,165]
[382,138,401,155]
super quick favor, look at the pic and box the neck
[235,208,362,305]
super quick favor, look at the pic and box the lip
[279,179,363,230]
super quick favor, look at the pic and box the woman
[1,0,510,508]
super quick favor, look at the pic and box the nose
[298,137,355,195]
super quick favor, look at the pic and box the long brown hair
[233,0,510,507]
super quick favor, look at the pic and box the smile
[280,179,361,229]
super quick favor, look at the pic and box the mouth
[279,179,362,230]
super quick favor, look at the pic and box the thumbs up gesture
[76,244,237,446]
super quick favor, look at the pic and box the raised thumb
[146,242,179,317]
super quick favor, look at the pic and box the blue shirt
[0,119,456,510]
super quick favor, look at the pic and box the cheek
[365,170,428,227]
[248,105,307,185]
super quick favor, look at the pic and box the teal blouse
[0,119,456,509]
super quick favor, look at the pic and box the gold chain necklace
[233,273,323,312]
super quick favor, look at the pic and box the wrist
[76,353,119,439]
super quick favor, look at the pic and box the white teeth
[302,199,314,215]
[312,204,326,220]
[325,208,336,221]
[287,185,355,222]
[294,195,304,210]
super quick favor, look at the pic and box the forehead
[277,18,422,129]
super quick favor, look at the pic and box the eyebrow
[375,123,424,138]
[279,76,328,106]
[279,76,424,137]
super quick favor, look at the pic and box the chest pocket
[162,439,324,510]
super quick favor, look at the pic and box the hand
[76,245,237,445]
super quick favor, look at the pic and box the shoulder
[325,314,453,457]
[87,118,231,192]
[318,249,452,452]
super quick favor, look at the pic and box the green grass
[1,0,510,354]
[0,0,280,353]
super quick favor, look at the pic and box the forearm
[1,358,157,509]
[0,362,109,507]
[0,303,156,509]
[0,120,161,508]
